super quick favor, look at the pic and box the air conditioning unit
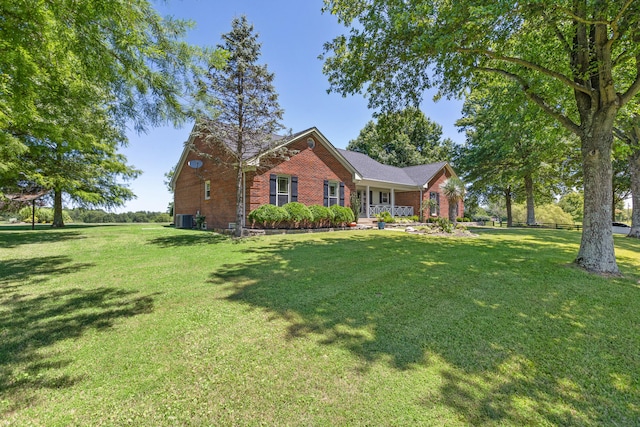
[175,214,193,229]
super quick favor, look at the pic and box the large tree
[456,78,574,226]
[613,112,640,237]
[193,15,285,237]
[322,0,640,274]
[0,0,225,225]
[347,107,454,167]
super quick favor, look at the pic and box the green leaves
[347,108,454,167]
[0,0,223,220]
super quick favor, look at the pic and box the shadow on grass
[0,230,84,249]
[0,256,95,289]
[208,231,639,426]
[148,232,230,248]
[0,257,156,415]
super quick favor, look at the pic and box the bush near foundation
[248,204,290,229]
[329,205,355,227]
[248,203,355,229]
[308,205,334,228]
[282,202,313,228]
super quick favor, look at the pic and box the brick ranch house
[171,125,463,230]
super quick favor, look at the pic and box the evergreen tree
[193,15,285,237]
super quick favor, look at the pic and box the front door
[357,190,366,216]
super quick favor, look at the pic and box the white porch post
[366,185,370,218]
[391,188,395,217]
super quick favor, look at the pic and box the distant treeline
[6,207,171,224]
[68,209,172,224]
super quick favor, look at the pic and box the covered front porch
[355,184,418,219]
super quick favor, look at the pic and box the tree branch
[613,0,635,28]
[552,6,610,26]
[476,66,582,136]
[458,47,593,96]
[613,127,632,145]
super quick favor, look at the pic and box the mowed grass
[0,224,639,426]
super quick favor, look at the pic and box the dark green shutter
[269,174,277,205]
[339,182,345,206]
[291,176,298,202]
[323,180,329,207]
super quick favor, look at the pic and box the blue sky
[119,0,464,213]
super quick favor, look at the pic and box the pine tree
[193,15,285,237]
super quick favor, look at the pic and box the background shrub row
[248,202,355,229]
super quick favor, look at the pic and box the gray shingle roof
[337,149,446,187]
[402,162,448,187]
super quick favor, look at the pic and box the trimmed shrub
[282,202,313,228]
[308,205,334,228]
[330,204,355,227]
[248,204,289,228]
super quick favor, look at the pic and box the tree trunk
[575,122,619,274]
[234,166,244,238]
[448,201,456,224]
[504,186,513,227]
[524,173,535,226]
[52,189,64,228]
[629,150,640,238]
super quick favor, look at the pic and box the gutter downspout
[242,170,246,229]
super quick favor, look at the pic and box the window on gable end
[204,180,211,200]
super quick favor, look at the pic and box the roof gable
[402,162,450,187]
[171,125,361,190]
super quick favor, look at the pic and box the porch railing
[366,205,414,218]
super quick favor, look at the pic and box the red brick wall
[175,131,463,228]
[247,136,355,212]
[173,136,238,230]
[175,133,357,230]
[394,191,421,216]
[421,169,465,219]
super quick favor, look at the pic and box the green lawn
[0,224,638,426]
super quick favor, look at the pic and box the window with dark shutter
[277,176,290,206]
[429,192,440,216]
[327,182,339,206]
